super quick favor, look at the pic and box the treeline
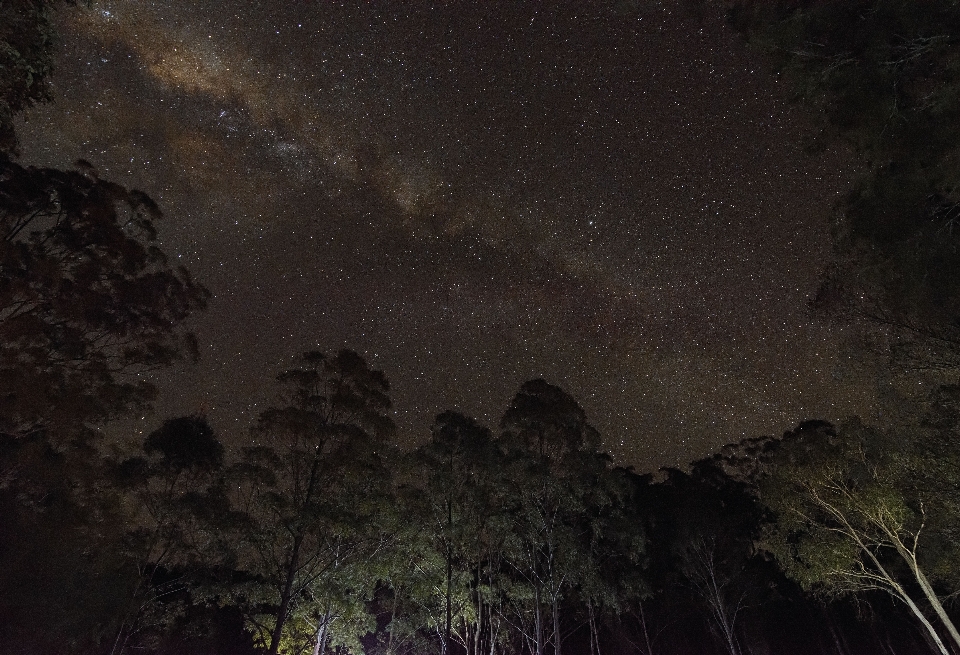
[4,349,960,655]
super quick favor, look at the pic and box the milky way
[15,0,874,468]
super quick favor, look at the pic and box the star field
[15,0,875,468]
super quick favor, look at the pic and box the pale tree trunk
[312,606,332,655]
[636,598,655,655]
[444,496,453,655]
[876,572,949,654]
[896,544,960,653]
[824,611,851,655]
[469,575,482,655]
[806,490,952,655]
[686,538,742,655]
[587,601,601,655]
[489,564,501,655]
[869,502,960,653]
[534,585,544,655]
[387,584,400,655]
[552,593,562,655]
[857,540,950,655]
[545,538,562,655]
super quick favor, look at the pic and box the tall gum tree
[228,350,396,655]
[1,0,208,441]
[0,157,209,442]
[498,379,617,655]
[107,415,227,655]
[413,411,508,655]
[0,4,209,651]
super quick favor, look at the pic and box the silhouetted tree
[108,415,228,655]
[0,4,209,651]
[228,350,396,655]
[730,0,960,374]
[498,379,621,655]
[0,0,77,154]
[0,156,209,443]
[409,411,510,655]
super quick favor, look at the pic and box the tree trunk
[552,592,562,655]
[445,495,453,655]
[587,601,600,655]
[856,541,950,655]
[471,573,482,655]
[271,453,323,655]
[902,550,960,653]
[534,585,544,655]
[312,606,332,655]
[269,533,305,655]
[387,585,401,655]
[891,588,949,655]
[637,598,654,655]
[824,611,850,655]
[489,565,500,655]
[312,623,323,655]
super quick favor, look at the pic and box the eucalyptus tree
[759,419,960,655]
[497,379,619,655]
[409,410,511,655]
[0,423,134,654]
[0,0,75,153]
[630,451,771,655]
[107,415,228,655]
[0,155,209,444]
[372,481,448,655]
[730,0,960,374]
[1,0,207,449]
[228,350,396,655]
[673,460,764,655]
[574,464,648,655]
[0,3,209,651]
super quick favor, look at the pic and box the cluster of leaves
[0,155,209,441]
[0,0,76,153]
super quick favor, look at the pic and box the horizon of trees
[7,347,960,655]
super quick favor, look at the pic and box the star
[16,0,870,468]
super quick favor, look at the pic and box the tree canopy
[0,155,209,440]
[730,0,960,374]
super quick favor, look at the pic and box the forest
[4,0,960,654]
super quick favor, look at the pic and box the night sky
[15,0,875,468]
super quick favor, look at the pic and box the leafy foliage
[730,0,960,373]
[0,0,76,154]
[227,349,396,655]
[758,419,960,654]
[107,415,230,655]
[0,155,209,440]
